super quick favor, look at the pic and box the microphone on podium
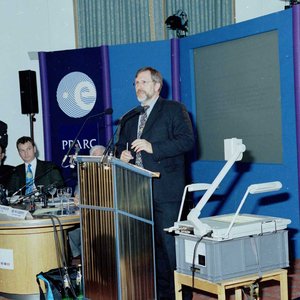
[61,108,113,168]
[102,106,145,160]
[69,144,81,169]
[118,106,144,126]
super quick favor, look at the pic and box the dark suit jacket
[0,165,15,189]
[116,98,195,203]
[7,159,64,195]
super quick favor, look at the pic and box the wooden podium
[77,156,158,300]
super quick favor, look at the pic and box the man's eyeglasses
[133,80,154,87]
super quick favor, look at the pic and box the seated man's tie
[25,164,33,194]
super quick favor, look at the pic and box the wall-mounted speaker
[18,70,39,114]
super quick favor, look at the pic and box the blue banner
[38,46,112,186]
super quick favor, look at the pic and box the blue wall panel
[179,9,300,258]
[108,40,172,122]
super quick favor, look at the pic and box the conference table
[0,212,79,299]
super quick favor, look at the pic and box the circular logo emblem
[56,72,97,118]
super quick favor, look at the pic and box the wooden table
[0,215,79,299]
[174,268,288,300]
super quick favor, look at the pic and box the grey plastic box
[175,230,289,282]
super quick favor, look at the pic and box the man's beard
[137,90,151,103]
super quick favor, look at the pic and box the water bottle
[62,269,73,300]
[76,264,84,298]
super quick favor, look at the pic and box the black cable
[191,230,213,291]
[40,214,78,298]
[47,215,67,267]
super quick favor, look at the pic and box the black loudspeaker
[18,70,39,114]
[0,121,8,149]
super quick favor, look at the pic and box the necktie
[135,106,149,168]
[25,164,33,195]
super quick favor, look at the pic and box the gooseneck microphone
[11,164,60,197]
[69,144,81,169]
[102,106,145,160]
[12,176,35,197]
[61,108,113,168]
[119,106,144,126]
[18,181,58,203]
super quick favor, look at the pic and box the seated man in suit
[0,144,14,189]
[0,120,14,189]
[7,136,64,196]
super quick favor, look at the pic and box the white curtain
[74,0,233,48]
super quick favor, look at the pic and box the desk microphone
[13,181,60,206]
[102,106,144,159]
[18,189,39,201]
[11,164,60,196]
[62,108,113,167]
[12,180,34,197]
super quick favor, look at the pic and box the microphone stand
[101,106,144,164]
[101,125,120,162]
[101,125,119,166]
[69,144,80,169]
[61,108,113,168]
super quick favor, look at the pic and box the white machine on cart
[169,138,291,282]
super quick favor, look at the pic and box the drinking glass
[57,188,65,213]
[63,187,72,214]
[37,185,45,204]
[57,188,64,200]
[48,186,57,203]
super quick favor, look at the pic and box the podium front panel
[81,208,118,300]
[118,213,155,299]
[78,157,156,300]
[116,166,152,220]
